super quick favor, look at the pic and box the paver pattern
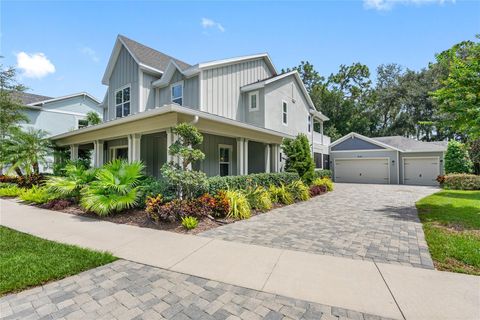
[201,183,438,268]
[0,260,393,320]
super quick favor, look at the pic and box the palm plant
[46,163,97,199]
[80,160,144,216]
[85,111,102,125]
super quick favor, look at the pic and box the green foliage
[0,185,24,197]
[244,186,272,212]
[52,148,70,176]
[225,190,251,220]
[181,216,199,230]
[281,134,315,183]
[207,172,299,195]
[80,160,144,216]
[268,184,294,205]
[288,180,310,201]
[468,139,480,175]
[312,177,334,191]
[313,169,332,179]
[85,111,102,125]
[445,141,473,174]
[442,174,480,190]
[432,36,480,139]
[19,185,55,204]
[46,163,97,199]
[0,64,28,139]
[161,165,208,200]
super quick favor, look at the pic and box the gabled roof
[330,132,403,152]
[27,92,100,106]
[102,35,191,85]
[11,92,53,105]
[372,136,447,152]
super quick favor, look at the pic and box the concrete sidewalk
[1,199,479,320]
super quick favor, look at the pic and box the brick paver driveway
[201,183,438,269]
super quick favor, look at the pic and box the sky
[2,0,479,100]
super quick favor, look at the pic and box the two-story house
[51,35,330,177]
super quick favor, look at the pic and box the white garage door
[403,157,439,186]
[334,158,389,184]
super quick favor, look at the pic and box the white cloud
[81,46,99,62]
[201,17,225,32]
[364,0,455,11]
[16,52,55,79]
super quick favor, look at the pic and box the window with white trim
[115,86,130,118]
[171,82,183,106]
[308,115,312,132]
[219,145,232,177]
[109,146,128,161]
[248,91,258,111]
[78,119,88,129]
[282,101,288,125]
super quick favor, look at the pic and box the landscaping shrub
[225,190,251,220]
[244,186,272,212]
[198,193,230,218]
[181,216,199,230]
[0,175,19,184]
[281,134,315,183]
[443,174,480,190]
[268,184,294,205]
[313,169,332,179]
[46,163,97,199]
[288,180,310,201]
[312,177,334,191]
[208,172,299,195]
[17,173,46,188]
[445,141,473,174]
[19,186,55,204]
[80,160,144,216]
[0,182,16,189]
[309,185,327,197]
[0,185,24,197]
[137,176,172,207]
[42,199,74,210]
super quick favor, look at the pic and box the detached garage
[329,133,447,186]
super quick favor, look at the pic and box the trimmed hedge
[208,172,300,195]
[442,174,480,190]
[313,169,332,179]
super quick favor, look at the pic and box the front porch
[54,106,284,178]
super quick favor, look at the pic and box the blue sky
[2,0,479,100]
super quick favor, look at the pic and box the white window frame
[218,144,233,176]
[248,91,259,111]
[115,84,131,118]
[109,145,128,161]
[170,81,184,106]
[77,118,89,129]
[308,115,312,132]
[282,100,288,125]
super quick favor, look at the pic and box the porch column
[128,134,142,163]
[70,144,79,161]
[265,144,271,173]
[93,140,104,168]
[271,144,280,173]
[166,128,174,163]
[236,138,244,175]
[320,121,324,145]
[244,139,249,175]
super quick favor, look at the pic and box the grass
[0,226,117,295]
[416,190,480,275]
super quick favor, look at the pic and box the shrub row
[313,169,332,179]
[207,172,300,195]
[440,174,480,190]
[0,174,47,188]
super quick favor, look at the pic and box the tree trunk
[33,162,39,174]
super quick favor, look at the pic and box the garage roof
[372,136,447,152]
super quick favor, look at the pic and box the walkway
[1,199,478,320]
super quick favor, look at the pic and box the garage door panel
[404,158,439,186]
[335,159,389,184]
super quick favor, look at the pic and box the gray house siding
[157,71,199,109]
[243,88,265,127]
[264,75,311,137]
[201,59,272,120]
[141,72,158,110]
[399,151,444,184]
[330,150,399,184]
[248,141,266,174]
[141,132,167,178]
[195,133,237,177]
[107,46,139,120]
[331,137,385,151]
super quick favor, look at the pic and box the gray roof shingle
[372,136,447,152]
[10,92,53,105]
[119,35,191,72]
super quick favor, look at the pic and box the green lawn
[416,190,480,275]
[0,227,117,295]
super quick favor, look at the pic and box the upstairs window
[171,82,183,106]
[308,115,312,132]
[115,86,130,118]
[248,91,258,111]
[78,119,88,129]
[282,101,288,125]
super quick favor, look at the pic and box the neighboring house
[329,132,447,186]
[51,35,330,178]
[14,92,102,171]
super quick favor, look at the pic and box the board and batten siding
[194,133,237,177]
[142,72,158,110]
[107,46,139,121]
[156,70,200,109]
[201,59,272,120]
[141,132,167,178]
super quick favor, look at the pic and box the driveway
[201,183,438,269]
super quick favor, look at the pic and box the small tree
[86,111,102,126]
[468,139,480,175]
[281,134,315,183]
[161,123,207,199]
[444,140,473,174]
